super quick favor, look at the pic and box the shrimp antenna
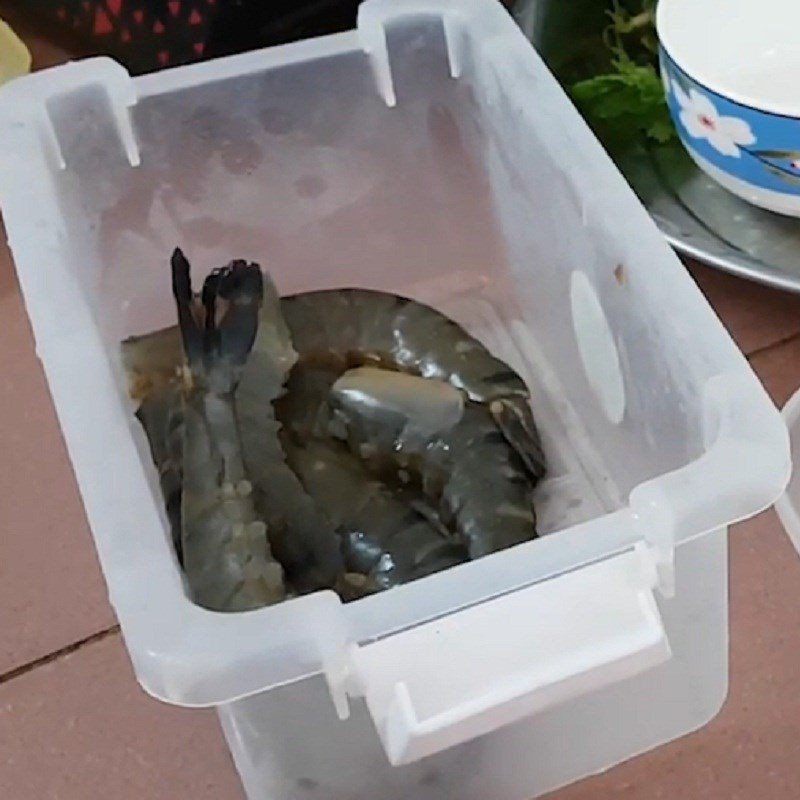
[170,247,203,369]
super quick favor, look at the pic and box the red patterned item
[10,0,363,74]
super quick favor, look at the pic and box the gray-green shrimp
[124,272,544,605]
[277,362,468,595]
[233,269,343,594]
[280,288,545,480]
[326,367,539,557]
[170,249,285,611]
[124,249,345,608]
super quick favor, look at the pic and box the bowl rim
[659,45,800,121]
[656,0,800,119]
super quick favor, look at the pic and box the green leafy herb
[571,59,674,145]
[569,0,676,148]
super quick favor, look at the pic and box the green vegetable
[571,59,674,146]
[568,0,676,148]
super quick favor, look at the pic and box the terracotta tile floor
[3,27,800,800]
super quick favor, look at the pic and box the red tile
[690,261,800,357]
[545,276,800,799]
[547,512,800,800]
[0,223,116,676]
[0,633,244,799]
[750,336,800,409]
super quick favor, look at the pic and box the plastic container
[775,390,800,554]
[0,1,790,797]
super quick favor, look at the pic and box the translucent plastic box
[0,1,790,797]
[776,391,800,554]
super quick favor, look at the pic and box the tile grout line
[0,624,121,687]
[746,330,800,361]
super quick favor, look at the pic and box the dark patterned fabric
[9,0,362,74]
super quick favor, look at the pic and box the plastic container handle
[630,371,791,555]
[347,546,670,765]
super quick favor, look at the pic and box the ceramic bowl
[657,0,800,217]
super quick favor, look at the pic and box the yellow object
[0,19,32,87]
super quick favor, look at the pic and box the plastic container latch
[326,547,671,765]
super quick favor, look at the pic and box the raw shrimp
[171,249,285,611]
[133,384,184,560]
[122,327,185,559]
[124,252,344,596]
[280,289,545,480]
[124,271,543,602]
[232,266,343,593]
[327,367,539,558]
[285,439,468,596]
[277,363,467,594]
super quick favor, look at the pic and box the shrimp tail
[208,260,263,378]
[173,250,285,611]
[170,247,204,370]
[171,246,264,389]
[489,397,547,482]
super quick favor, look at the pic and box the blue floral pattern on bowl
[660,48,800,196]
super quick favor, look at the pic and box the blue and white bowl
[657,0,800,217]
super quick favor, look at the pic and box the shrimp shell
[277,363,467,592]
[233,269,343,593]
[284,439,467,593]
[124,255,344,597]
[328,367,539,558]
[132,383,184,560]
[281,289,545,480]
[171,249,285,611]
[123,275,543,602]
